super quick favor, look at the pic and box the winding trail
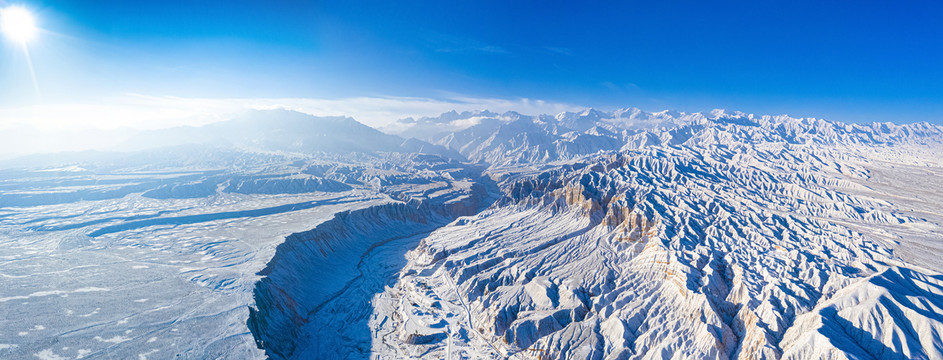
[443,269,511,359]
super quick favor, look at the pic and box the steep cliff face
[247,178,495,359]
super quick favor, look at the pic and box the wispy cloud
[425,32,509,54]
[601,81,642,92]
[544,46,573,56]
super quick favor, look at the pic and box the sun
[1,6,37,43]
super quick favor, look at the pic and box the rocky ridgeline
[236,108,943,359]
[372,130,943,359]
[393,108,943,165]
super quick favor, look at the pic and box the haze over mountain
[390,108,943,165]
[115,109,463,159]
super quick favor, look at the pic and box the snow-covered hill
[361,109,943,359]
[370,143,943,359]
[1,108,941,359]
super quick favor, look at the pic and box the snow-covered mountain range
[1,108,941,359]
[389,108,943,165]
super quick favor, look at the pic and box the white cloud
[0,94,584,131]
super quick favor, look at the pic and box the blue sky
[1,0,942,126]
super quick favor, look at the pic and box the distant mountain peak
[393,107,943,165]
[116,109,461,159]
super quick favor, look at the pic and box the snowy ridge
[393,108,943,165]
[366,113,943,359]
[781,267,943,359]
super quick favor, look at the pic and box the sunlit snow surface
[3,109,943,359]
[366,114,943,359]
[0,175,385,358]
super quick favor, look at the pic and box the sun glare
[1,6,37,43]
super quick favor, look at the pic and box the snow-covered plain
[0,158,400,359]
[2,109,943,359]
